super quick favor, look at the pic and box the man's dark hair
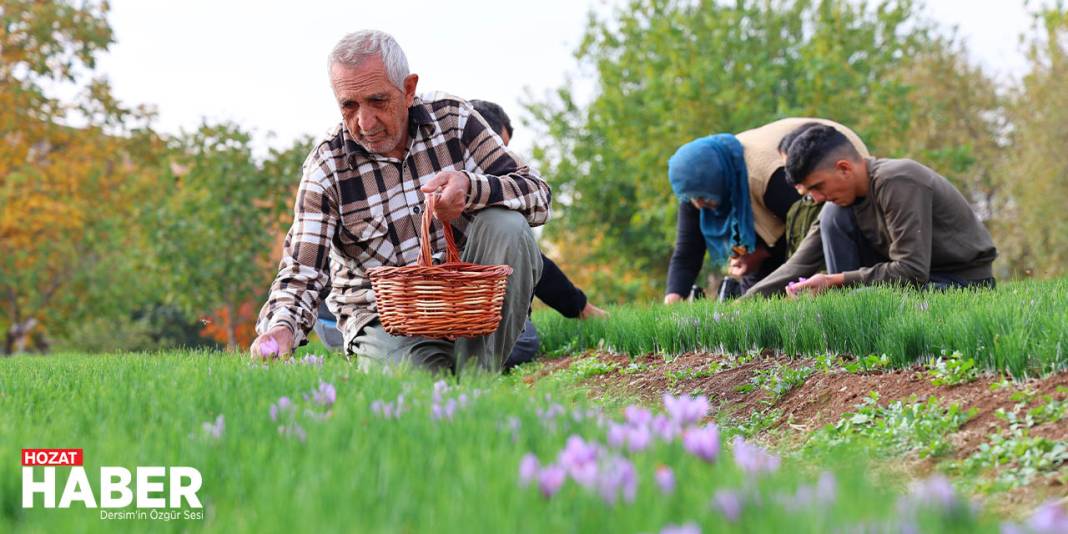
[777,122,824,155]
[470,99,513,139]
[784,125,860,185]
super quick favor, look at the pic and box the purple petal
[712,490,742,522]
[538,464,566,498]
[519,453,540,486]
[655,466,675,495]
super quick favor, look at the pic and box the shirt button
[412,205,422,214]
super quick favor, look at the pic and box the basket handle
[418,192,462,267]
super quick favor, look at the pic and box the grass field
[534,279,1068,376]
[5,279,1067,532]
[1,353,1013,533]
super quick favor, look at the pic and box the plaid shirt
[256,93,552,347]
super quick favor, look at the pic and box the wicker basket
[367,194,513,340]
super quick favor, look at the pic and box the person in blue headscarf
[664,118,870,303]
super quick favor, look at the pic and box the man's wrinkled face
[330,56,417,157]
[796,160,858,206]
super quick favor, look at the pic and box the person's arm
[534,255,588,318]
[763,167,802,222]
[843,178,932,286]
[458,101,552,226]
[744,218,825,297]
[253,152,336,353]
[666,201,706,299]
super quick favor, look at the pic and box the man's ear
[403,74,419,106]
[835,159,854,174]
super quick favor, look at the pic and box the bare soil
[523,350,1068,511]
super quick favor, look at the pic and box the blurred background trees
[1,0,1066,352]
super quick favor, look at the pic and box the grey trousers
[349,208,543,373]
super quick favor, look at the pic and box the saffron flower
[201,415,224,439]
[650,414,681,442]
[625,424,652,453]
[518,453,540,487]
[660,523,700,534]
[259,337,279,358]
[606,422,627,448]
[786,277,809,297]
[655,465,675,495]
[682,423,720,463]
[558,435,600,488]
[596,456,636,505]
[712,490,743,522]
[663,394,709,425]
[311,381,337,407]
[300,354,324,366]
[1003,499,1068,534]
[538,464,566,498]
[269,396,293,421]
[732,436,780,475]
[624,405,653,427]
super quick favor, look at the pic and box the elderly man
[747,124,997,296]
[250,30,551,372]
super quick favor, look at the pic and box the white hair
[328,30,410,90]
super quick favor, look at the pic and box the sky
[94,0,1038,158]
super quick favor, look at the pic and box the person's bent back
[747,124,997,297]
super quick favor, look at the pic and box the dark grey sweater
[747,158,997,296]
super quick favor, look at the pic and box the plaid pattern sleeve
[256,93,552,346]
[255,147,338,345]
[456,100,552,225]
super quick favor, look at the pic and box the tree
[996,6,1068,278]
[151,126,311,349]
[0,0,162,353]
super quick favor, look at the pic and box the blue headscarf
[667,134,756,266]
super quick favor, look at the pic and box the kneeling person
[747,125,997,297]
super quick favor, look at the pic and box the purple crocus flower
[663,394,709,425]
[651,414,681,442]
[300,354,324,366]
[907,475,958,509]
[558,435,600,488]
[201,415,224,439]
[1026,499,1068,533]
[259,337,279,358]
[269,396,293,421]
[655,465,676,495]
[432,398,458,421]
[624,405,653,427]
[606,422,627,448]
[312,381,336,407]
[626,424,652,453]
[732,436,780,474]
[538,464,566,498]
[660,523,701,534]
[519,453,540,487]
[712,490,743,522]
[433,380,449,403]
[682,423,720,463]
[596,456,636,505]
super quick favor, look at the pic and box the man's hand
[728,246,770,278]
[249,325,295,361]
[786,273,844,297]
[420,171,470,223]
[579,302,608,319]
[663,293,684,305]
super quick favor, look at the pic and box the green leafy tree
[0,0,162,353]
[152,125,311,349]
[996,6,1068,277]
